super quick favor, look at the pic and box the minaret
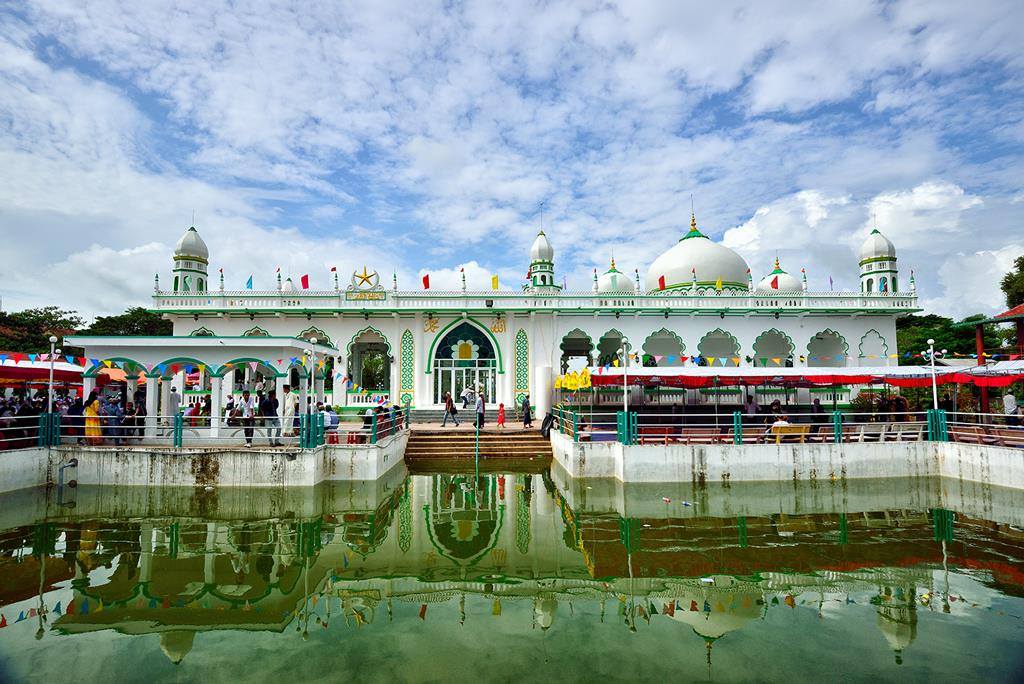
[801,268,807,292]
[172,225,209,293]
[592,269,598,293]
[859,228,898,294]
[526,230,561,292]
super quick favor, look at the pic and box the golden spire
[774,256,781,270]
[690,211,697,231]
[610,257,616,269]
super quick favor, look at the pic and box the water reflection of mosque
[3,474,1022,667]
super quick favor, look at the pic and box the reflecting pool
[1,469,1023,683]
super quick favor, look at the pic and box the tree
[1000,255,1024,309]
[84,307,172,337]
[0,307,84,353]
[896,313,1002,364]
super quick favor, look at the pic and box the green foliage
[896,313,1001,364]
[84,307,171,336]
[1000,255,1024,309]
[360,351,388,389]
[0,307,84,353]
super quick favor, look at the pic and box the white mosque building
[73,213,918,416]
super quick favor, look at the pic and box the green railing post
[371,412,378,445]
[616,411,625,444]
[572,411,579,442]
[316,412,325,446]
[37,414,48,447]
[299,413,308,448]
[404,398,412,428]
[732,411,742,445]
[173,413,183,448]
[630,411,638,445]
[832,410,843,444]
[51,413,61,446]
[927,409,948,442]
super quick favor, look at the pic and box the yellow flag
[554,376,563,390]
[612,358,619,367]
[707,356,717,366]
[731,357,740,366]
[715,277,722,291]
[580,367,592,389]
[491,275,499,290]
[771,357,781,365]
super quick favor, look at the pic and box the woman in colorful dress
[83,390,103,446]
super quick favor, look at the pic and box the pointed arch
[189,326,215,337]
[297,326,331,345]
[559,328,591,373]
[347,327,393,356]
[858,329,889,361]
[642,328,686,366]
[807,329,849,368]
[596,328,625,366]
[424,317,504,374]
[215,358,289,378]
[242,326,270,337]
[752,329,795,367]
[697,329,741,366]
[84,357,148,378]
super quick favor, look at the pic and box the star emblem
[355,266,375,286]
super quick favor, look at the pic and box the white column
[223,369,235,402]
[210,375,223,438]
[145,376,158,437]
[82,375,96,398]
[299,374,308,414]
[534,365,552,422]
[160,378,171,420]
[502,315,514,406]
[389,350,400,405]
[314,373,325,406]
[275,374,287,402]
[338,356,349,407]
[126,377,138,402]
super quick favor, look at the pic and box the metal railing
[945,412,1024,447]
[0,413,47,450]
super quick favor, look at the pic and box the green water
[0,471,1022,683]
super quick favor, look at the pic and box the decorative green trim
[189,326,215,336]
[752,328,795,360]
[215,358,290,378]
[696,328,741,362]
[146,356,210,377]
[347,326,393,356]
[858,256,897,266]
[297,326,331,345]
[400,329,415,401]
[242,326,270,337]
[424,317,505,374]
[857,329,889,358]
[83,357,147,378]
[641,327,686,359]
[514,328,529,401]
[806,328,850,366]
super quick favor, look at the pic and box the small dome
[757,258,802,292]
[597,259,635,293]
[646,214,750,293]
[174,226,209,261]
[282,277,295,292]
[860,229,896,262]
[530,231,554,262]
[160,631,195,664]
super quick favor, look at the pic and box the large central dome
[646,214,749,294]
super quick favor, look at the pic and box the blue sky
[1,0,1023,318]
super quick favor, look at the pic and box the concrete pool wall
[0,431,407,494]
[550,432,1024,489]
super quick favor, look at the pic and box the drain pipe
[58,458,78,490]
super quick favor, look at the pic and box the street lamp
[926,338,947,411]
[619,337,631,413]
[306,337,318,413]
[47,336,58,414]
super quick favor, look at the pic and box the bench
[885,422,925,442]
[987,427,1024,448]
[679,428,723,445]
[949,424,990,444]
[638,426,676,444]
[769,424,810,444]
[727,427,766,444]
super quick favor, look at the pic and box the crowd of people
[440,387,533,430]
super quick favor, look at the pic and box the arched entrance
[349,329,391,394]
[432,322,497,403]
[560,329,592,373]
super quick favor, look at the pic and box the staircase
[404,429,552,462]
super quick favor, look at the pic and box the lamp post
[620,337,631,414]
[47,336,58,414]
[926,339,947,411]
[306,337,318,413]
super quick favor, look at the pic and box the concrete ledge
[0,432,408,494]
[552,432,1024,489]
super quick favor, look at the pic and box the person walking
[167,386,181,423]
[260,389,282,446]
[442,391,459,427]
[281,385,296,437]
[239,389,257,447]
[497,402,506,428]
[522,394,533,428]
[475,392,486,429]
[460,386,475,409]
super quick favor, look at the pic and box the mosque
[77,213,918,416]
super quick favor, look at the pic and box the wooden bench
[769,424,810,444]
[949,424,989,444]
[638,426,676,445]
[987,427,1024,448]
[679,428,723,445]
[885,422,925,442]
[727,427,766,444]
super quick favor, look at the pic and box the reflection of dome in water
[666,579,762,640]
[160,631,195,664]
[535,597,558,631]
[877,602,917,665]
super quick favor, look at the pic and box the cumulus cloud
[1,1,1023,320]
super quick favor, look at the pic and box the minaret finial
[191,209,195,227]
[154,273,160,293]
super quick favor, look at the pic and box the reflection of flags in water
[419,604,427,620]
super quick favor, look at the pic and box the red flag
[526,267,531,280]
[658,275,666,291]
[770,275,779,289]
[300,274,309,289]
[330,266,337,272]
[422,274,430,289]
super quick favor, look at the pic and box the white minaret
[526,230,561,292]
[172,226,209,293]
[859,229,898,294]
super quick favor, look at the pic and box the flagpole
[47,336,58,414]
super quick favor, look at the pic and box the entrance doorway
[432,322,497,404]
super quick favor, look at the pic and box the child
[497,402,506,428]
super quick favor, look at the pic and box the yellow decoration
[579,367,592,389]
